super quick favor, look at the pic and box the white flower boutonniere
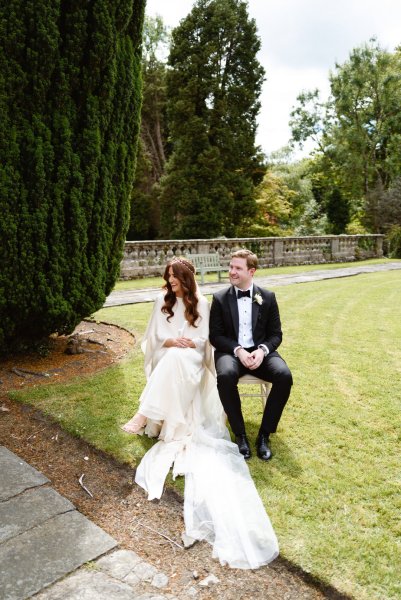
[253,293,263,305]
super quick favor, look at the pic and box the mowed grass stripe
[264,272,400,600]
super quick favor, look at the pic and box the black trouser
[215,350,293,436]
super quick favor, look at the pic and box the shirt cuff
[258,344,269,357]
[234,345,243,356]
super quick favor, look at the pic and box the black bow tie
[237,289,251,299]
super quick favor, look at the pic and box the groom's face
[229,257,255,290]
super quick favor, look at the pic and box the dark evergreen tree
[127,15,169,240]
[127,138,157,240]
[0,0,145,353]
[326,188,350,233]
[364,178,401,233]
[159,0,265,239]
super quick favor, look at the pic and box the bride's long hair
[162,257,200,327]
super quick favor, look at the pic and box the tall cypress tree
[0,0,145,353]
[159,0,265,239]
[127,15,170,240]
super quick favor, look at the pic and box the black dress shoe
[256,434,272,461]
[235,434,251,459]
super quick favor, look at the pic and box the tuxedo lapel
[252,284,261,333]
[228,286,239,340]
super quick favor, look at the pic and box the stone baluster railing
[120,235,384,279]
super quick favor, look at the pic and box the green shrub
[0,0,146,353]
[387,225,401,258]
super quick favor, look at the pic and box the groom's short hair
[231,249,258,270]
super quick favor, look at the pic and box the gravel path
[105,261,401,307]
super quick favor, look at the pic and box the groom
[209,249,292,461]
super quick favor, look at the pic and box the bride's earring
[121,413,147,435]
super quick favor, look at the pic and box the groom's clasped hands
[236,347,265,370]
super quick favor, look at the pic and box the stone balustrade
[120,234,384,279]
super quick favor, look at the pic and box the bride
[122,257,279,569]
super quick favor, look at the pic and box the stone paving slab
[0,446,49,501]
[35,549,177,600]
[0,486,74,543]
[0,510,117,600]
[33,570,142,600]
[105,261,401,306]
[95,549,143,579]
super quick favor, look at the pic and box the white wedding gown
[127,293,279,569]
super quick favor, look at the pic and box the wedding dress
[124,292,279,569]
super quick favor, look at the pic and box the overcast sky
[145,0,401,158]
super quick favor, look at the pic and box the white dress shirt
[236,285,254,349]
[234,285,269,358]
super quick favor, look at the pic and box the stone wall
[120,235,384,279]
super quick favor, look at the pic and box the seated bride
[122,257,279,569]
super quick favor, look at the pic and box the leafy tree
[242,171,294,237]
[290,39,401,228]
[159,0,265,238]
[268,151,318,229]
[0,0,145,353]
[295,195,328,235]
[127,15,170,239]
[289,90,328,154]
[329,40,401,197]
[252,149,326,236]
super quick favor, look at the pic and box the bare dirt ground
[0,322,348,600]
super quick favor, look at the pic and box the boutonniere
[253,292,263,305]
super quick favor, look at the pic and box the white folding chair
[238,374,271,409]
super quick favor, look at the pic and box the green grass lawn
[10,268,401,600]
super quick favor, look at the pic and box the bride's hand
[164,337,196,348]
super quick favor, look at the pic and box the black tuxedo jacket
[209,284,283,356]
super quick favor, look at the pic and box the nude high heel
[121,414,147,435]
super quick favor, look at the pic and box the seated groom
[209,249,293,460]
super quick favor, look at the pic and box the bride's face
[168,267,184,297]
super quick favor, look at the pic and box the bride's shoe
[121,414,147,435]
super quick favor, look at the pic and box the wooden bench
[187,253,227,285]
